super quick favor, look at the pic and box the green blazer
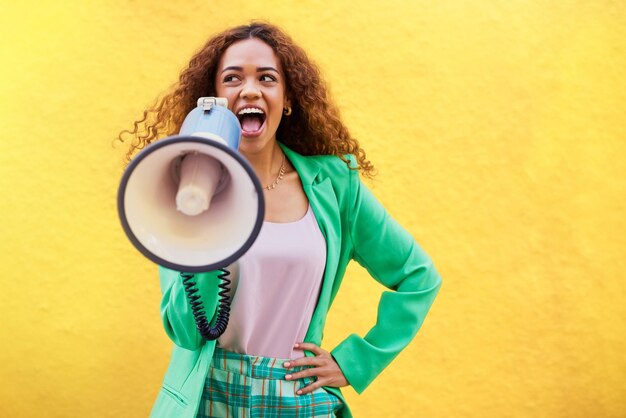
[150,143,442,418]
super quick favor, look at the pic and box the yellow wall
[1,1,625,417]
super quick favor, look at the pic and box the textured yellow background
[1,1,625,417]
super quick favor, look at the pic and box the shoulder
[305,154,361,219]
[283,146,356,176]
[311,153,357,175]
[280,142,360,194]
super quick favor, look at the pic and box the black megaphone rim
[117,134,265,273]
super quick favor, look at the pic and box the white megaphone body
[117,97,264,340]
[118,97,264,273]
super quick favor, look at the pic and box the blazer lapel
[280,144,341,345]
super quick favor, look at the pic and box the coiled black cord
[181,269,231,340]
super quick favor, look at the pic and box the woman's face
[215,38,290,155]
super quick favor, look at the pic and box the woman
[120,22,442,418]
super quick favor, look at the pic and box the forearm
[331,258,442,393]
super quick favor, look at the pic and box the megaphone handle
[181,270,232,341]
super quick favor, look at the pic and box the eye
[260,74,277,82]
[222,74,240,83]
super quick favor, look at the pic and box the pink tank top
[217,205,327,359]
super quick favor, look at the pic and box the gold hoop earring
[283,106,292,116]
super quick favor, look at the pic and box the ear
[284,97,291,109]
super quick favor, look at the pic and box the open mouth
[237,107,266,135]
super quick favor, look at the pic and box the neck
[240,141,284,186]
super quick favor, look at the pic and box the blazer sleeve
[158,266,221,351]
[330,171,443,394]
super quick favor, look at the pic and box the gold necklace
[264,153,286,191]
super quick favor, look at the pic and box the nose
[240,81,262,100]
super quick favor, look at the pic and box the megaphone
[118,97,264,272]
[117,97,265,339]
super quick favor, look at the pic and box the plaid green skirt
[196,346,343,418]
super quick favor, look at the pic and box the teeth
[237,107,264,115]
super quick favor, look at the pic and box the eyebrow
[220,66,279,73]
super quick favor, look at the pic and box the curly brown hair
[118,21,375,177]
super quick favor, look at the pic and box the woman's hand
[283,342,349,395]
